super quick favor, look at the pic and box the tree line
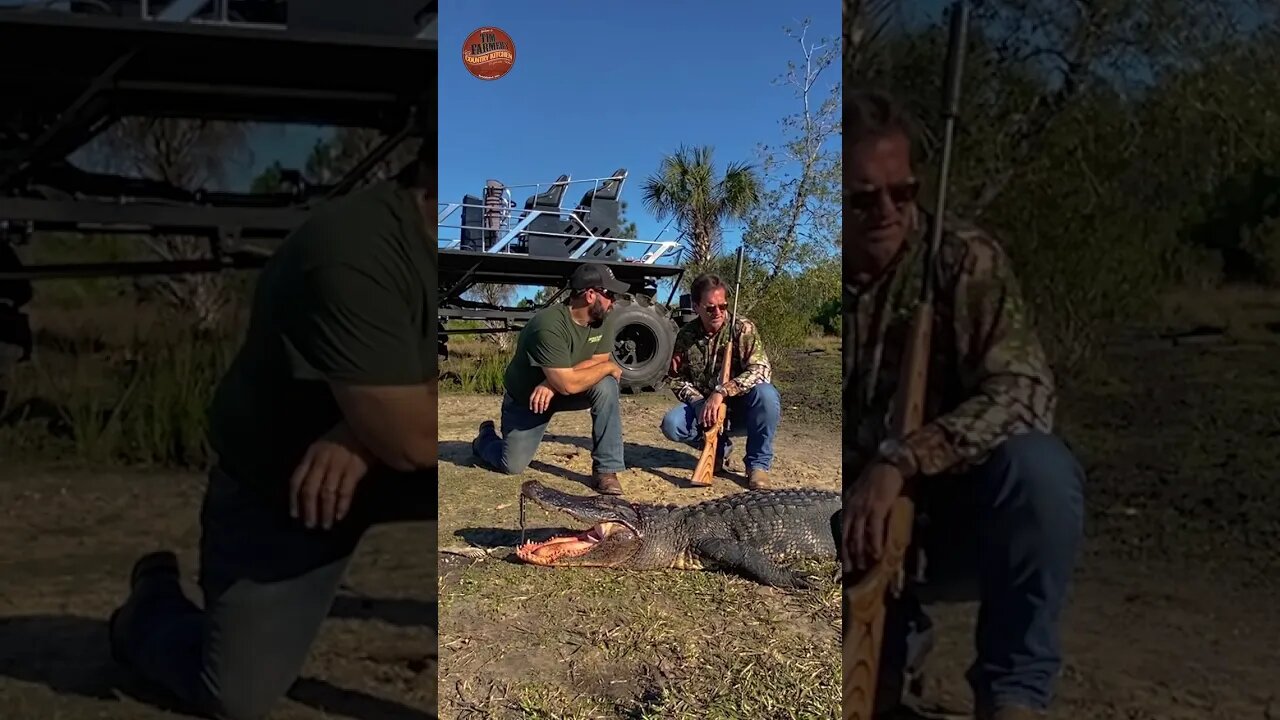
[849,0,1280,374]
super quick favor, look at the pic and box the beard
[588,298,608,326]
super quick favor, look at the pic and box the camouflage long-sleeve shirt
[668,316,772,404]
[844,212,1056,480]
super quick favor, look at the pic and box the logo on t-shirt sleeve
[588,334,603,343]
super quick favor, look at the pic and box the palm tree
[640,145,761,270]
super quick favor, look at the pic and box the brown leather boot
[748,468,770,490]
[594,472,623,495]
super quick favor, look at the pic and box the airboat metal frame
[0,0,436,280]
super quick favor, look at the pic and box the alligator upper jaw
[519,479,641,535]
[515,524,610,566]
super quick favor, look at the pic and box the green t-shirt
[207,179,437,493]
[504,303,615,404]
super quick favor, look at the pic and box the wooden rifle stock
[843,302,933,719]
[691,246,746,487]
[843,3,971,718]
[691,332,732,486]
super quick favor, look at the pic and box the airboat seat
[459,193,484,251]
[515,175,570,253]
[521,174,570,211]
[569,168,627,239]
[574,168,626,207]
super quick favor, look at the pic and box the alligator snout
[518,480,642,535]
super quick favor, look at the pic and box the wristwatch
[712,383,729,398]
[876,437,919,477]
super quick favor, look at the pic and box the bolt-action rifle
[843,3,973,718]
[691,245,746,486]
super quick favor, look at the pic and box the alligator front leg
[692,538,816,590]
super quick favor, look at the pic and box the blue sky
[437,0,841,263]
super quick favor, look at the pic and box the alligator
[514,479,842,589]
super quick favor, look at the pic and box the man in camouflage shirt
[659,273,779,489]
[843,90,1085,720]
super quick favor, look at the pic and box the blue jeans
[475,375,625,474]
[112,466,434,720]
[659,382,781,472]
[878,431,1085,713]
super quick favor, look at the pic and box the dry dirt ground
[2,327,1279,719]
[0,467,437,719]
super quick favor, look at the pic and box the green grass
[1,307,238,469]
[438,553,840,720]
[441,339,510,395]
[771,335,842,425]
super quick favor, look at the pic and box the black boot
[107,551,182,667]
[472,420,498,461]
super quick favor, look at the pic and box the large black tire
[609,295,677,394]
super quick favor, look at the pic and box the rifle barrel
[921,0,971,305]
[730,245,745,320]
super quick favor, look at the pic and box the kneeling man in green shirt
[108,147,436,720]
[472,263,631,495]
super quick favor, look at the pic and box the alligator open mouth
[515,523,613,565]
[514,480,644,567]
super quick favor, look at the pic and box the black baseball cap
[569,263,630,295]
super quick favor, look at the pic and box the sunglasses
[846,179,920,213]
[591,287,615,300]
[701,303,729,313]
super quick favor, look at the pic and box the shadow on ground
[0,613,435,720]
[328,593,438,631]
[547,433,757,486]
[438,436,746,490]
[453,526,576,558]
[287,679,436,719]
